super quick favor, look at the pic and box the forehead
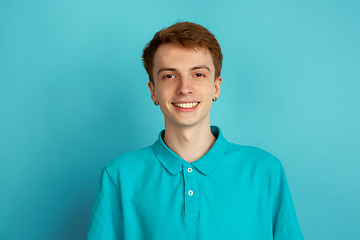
[153,43,214,70]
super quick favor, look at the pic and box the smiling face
[148,43,222,130]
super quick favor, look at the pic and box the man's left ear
[214,76,222,98]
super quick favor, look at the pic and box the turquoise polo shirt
[87,126,304,240]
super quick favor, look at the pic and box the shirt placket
[183,163,199,219]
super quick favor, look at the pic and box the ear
[214,76,222,99]
[148,81,157,102]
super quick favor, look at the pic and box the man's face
[148,43,222,129]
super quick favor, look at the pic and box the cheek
[155,88,167,101]
[207,85,216,96]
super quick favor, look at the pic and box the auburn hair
[142,22,223,84]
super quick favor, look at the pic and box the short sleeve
[87,167,123,240]
[272,163,304,240]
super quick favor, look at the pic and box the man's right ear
[148,81,157,102]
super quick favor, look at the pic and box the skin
[148,43,222,162]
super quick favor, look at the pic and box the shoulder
[104,146,156,176]
[225,142,284,171]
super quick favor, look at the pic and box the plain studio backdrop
[0,0,359,239]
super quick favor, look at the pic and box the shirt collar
[152,126,228,176]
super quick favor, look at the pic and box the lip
[171,101,200,111]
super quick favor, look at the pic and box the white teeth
[173,102,199,109]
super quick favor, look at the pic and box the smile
[172,102,199,109]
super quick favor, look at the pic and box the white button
[187,167,193,173]
[188,190,193,196]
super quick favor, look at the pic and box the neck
[163,121,216,163]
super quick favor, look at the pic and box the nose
[176,76,193,95]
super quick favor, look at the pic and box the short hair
[142,22,223,84]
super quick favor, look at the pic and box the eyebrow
[157,68,176,76]
[191,65,211,72]
[157,65,211,76]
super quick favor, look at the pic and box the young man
[87,22,304,240]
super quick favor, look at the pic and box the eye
[163,74,175,79]
[195,73,205,77]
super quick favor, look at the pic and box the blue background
[1,0,359,239]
